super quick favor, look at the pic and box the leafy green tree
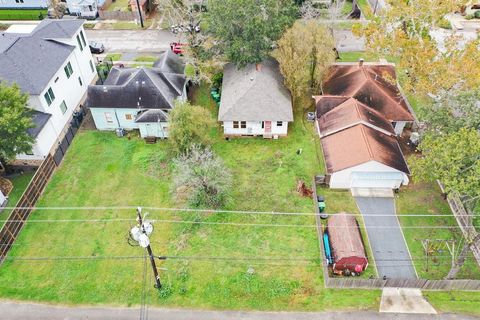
[168,100,214,154]
[206,0,297,66]
[410,128,480,213]
[274,20,336,101]
[0,82,34,166]
[173,145,232,208]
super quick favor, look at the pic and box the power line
[1,218,474,229]
[1,205,475,217]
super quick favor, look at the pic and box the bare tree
[49,0,67,18]
[173,145,232,208]
[155,0,222,83]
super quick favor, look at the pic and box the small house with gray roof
[86,50,186,139]
[218,59,293,139]
[0,19,97,163]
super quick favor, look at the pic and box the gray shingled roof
[218,59,293,122]
[86,53,186,110]
[27,110,52,138]
[0,20,83,95]
[135,109,168,123]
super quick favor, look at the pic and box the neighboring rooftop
[0,20,84,95]
[218,59,293,122]
[322,64,414,122]
[27,110,52,138]
[86,51,186,110]
[316,97,395,137]
[320,124,409,174]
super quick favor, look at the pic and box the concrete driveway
[354,196,417,279]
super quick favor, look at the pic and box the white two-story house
[218,59,293,139]
[0,20,97,163]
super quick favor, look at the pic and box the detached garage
[315,97,410,189]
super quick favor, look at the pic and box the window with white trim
[125,114,133,120]
[105,112,114,123]
[76,34,83,51]
[89,60,95,73]
[64,61,73,78]
[59,100,68,114]
[79,31,87,47]
[44,87,55,106]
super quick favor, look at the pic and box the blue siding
[91,107,169,138]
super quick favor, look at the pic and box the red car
[170,42,187,55]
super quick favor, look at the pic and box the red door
[264,121,271,133]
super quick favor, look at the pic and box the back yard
[0,86,380,311]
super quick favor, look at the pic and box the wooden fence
[0,155,56,264]
[438,181,480,266]
[313,179,480,291]
[0,108,85,265]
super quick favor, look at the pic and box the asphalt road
[355,197,417,279]
[0,301,477,320]
[86,30,180,53]
[86,29,365,53]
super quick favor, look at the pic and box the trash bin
[318,201,326,213]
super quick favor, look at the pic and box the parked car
[170,42,187,55]
[89,41,105,54]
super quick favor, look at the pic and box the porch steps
[144,137,157,144]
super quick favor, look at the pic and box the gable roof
[316,97,395,137]
[31,20,84,39]
[322,64,414,122]
[86,52,186,110]
[320,124,409,174]
[135,109,168,123]
[0,20,83,95]
[218,59,293,122]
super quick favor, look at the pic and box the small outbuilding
[327,212,368,276]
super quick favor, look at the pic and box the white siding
[222,120,289,137]
[329,160,409,189]
[16,118,58,161]
[17,25,97,160]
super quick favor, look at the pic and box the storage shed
[327,212,368,276]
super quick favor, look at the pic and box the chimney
[359,58,364,67]
[256,63,262,72]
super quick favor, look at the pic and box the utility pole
[130,207,161,288]
[135,0,144,28]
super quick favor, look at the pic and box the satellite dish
[130,226,142,242]
[142,221,153,236]
[138,233,150,248]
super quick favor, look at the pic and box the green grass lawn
[134,56,159,62]
[396,182,480,280]
[0,85,380,311]
[107,0,129,12]
[0,9,47,20]
[1,172,34,219]
[105,53,122,61]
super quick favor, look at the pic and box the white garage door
[350,172,404,189]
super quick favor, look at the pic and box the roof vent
[139,96,142,101]
[141,81,145,84]
[250,76,254,81]
[135,81,139,85]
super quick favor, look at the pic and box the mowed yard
[0,86,381,310]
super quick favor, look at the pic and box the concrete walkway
[380,288,437,314]
[0,301,475,320]
[355,196,417,279]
